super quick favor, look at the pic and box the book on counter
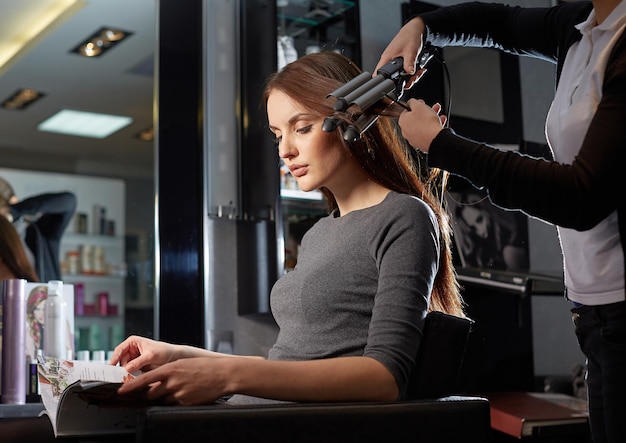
[486,391,589,438]
[37,358,154,437]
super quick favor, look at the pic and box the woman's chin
[295,182,314,192]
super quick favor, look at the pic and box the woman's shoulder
[378,192,437,227]
[383,191,433,213]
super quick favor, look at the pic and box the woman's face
[34,299,46,324]
[461,205,490,239]
[267,89,355,193]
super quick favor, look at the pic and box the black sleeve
[427,35,626,231]
[10,192,77,240]
[418,1,592,68]
[418,1,626,231]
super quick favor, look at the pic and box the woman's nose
[278,137,296,159]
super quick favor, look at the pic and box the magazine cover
[0,281,74,397]
[24,282,75,363]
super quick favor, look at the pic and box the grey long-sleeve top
[267,191,440,399]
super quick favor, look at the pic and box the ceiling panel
[0,0,155,179]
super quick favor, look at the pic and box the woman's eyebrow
[288,112,314,124]
[269,113,315,132]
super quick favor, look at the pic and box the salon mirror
[0,0,156,339]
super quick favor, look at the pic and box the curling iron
[323,44,435,142]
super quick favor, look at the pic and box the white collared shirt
[545,2,626,305]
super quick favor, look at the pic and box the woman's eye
[296,124,313,134]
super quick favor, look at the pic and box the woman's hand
[117,356,232,405]
[110,335,180,373]
[398,99,446,153]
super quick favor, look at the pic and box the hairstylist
[376,2,626,442]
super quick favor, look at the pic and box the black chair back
[407,311,473,399]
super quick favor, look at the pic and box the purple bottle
[1,279,27,404]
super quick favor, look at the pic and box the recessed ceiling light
[38,109,132,138]
[135,126,154,142]
[1,88,46,110]
[71,27,133,58]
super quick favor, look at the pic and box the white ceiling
[0,0,156,179]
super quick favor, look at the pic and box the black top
[420,1,626,230]
[10,192,77,281]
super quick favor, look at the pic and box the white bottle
[44,280,66,360]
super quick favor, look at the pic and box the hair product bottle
[1,279,27,404]
[43,280,67,360]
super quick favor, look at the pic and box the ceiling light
[71,27,133,58]
[38,109,132,138]
[0,1,86,76]
[135,126,154,142]
[1,88,46,110]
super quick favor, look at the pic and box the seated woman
[110,51,465,406]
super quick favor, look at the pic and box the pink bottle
[1,279,27,404]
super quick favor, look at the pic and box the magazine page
[38,358,135,436]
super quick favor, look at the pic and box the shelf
[62,232,124,247]
[278,0,356,39]
[62,274,125,283]
[75,315,120,320]
[125,301,154,309]
[276,0,359,64]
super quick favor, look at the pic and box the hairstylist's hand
[375,17,426,88]
[398,99,446,153]
[110,335,180,373]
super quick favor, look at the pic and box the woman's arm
[426,44,626,232]
[113,333,398,404]
[416,1,588,61]
[118,354,397,405]
[10,192,77,239]
[399,27,626,230]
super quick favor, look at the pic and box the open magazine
[38,357,153,437]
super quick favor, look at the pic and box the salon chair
[134,312,491,443]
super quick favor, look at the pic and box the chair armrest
[136,395,490,443]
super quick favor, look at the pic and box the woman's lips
[289,165,308,178]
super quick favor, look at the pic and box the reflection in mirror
[0,0,156,352]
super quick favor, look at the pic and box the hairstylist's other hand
[398,99,446,153]
[110,335,180,373]
[375,17,426,88]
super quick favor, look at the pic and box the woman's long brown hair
[0,215,39,282]
[264,51,464,317]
